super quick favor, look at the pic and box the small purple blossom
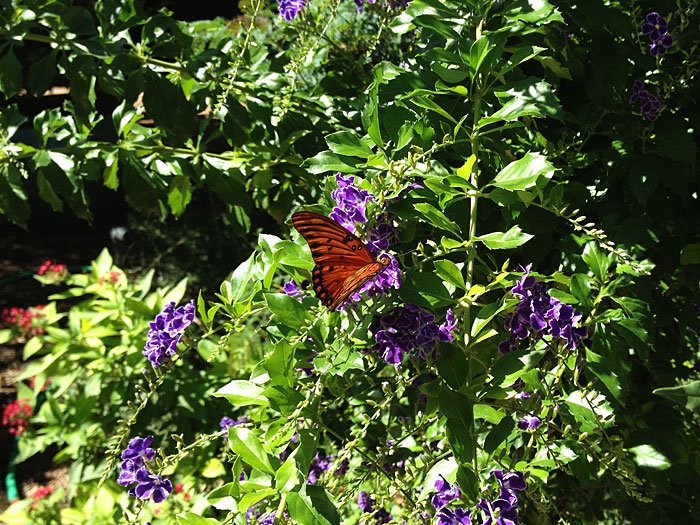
[283,279,309,299]
[358,490,373,513]
[278,0,307,21]
[629,81,661,121]
[431,476,461,510]
[367,214,399,255]
[330,173,374,232]
[477,470,527,525]
[499,265,587,354]
[118,435,172,503]
[143,301,196,368]
[357,490,393,523]
[370,306,457,365]
[517,415,542,430]
[437,507,472,525]
[640,12,673,56]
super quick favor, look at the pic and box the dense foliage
[1,0,699,524]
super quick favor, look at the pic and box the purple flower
[438,309,457,342]
[640,12,673,56]
[371,305,457,365]
[118,435,172,503]
[478,498,519,525]
[358,490,373,513]
[641,12,668,42]
[367,215,399,255]
[131,468,173,503]
[499,265,587,353]
[278,0,307,21]
[330,173,374,231]
[357,490,392,523]
[283,279,309,299]
[517,415,542,431]
[437,507,472,525]
[629,81,661,121]
[431,476,461,510]
[307,452,337,484]
[143,301,196,368]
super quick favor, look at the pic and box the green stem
[273,492,288,525]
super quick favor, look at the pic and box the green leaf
[484,414,515,454]
[228,254,258,305]
[28,51,56,94]
[0,164,30,226]
[472,301,510,338]
[490,152,555,191]
[582,243,610,282]
[439,387,475,464]
[570,274,591,309]
[477,226,533,249]
[456,464,480,502]
[653,381,700,412]
[480,78,563,125]
[434,260,466,290]
[143,70,197,146]
[214,380,269,407]
[629,444,671,470]
[325,131,374,158]
[167,176,192,216]
[0,49,23,97]
[410,97,458,124]
[265,293,310,331]
[275,453,298,492]
[362,65,383,148]
[0,329,12,345]
[303,151,360,174]
[398,271,453,307]
[176,513,220,525]
[263,385,305,415]
[680,243,700,265]
[414,203,461,237]
[287,486,339,525]
[437,344,468,390]
[229,427,274,474]
[37,171,63,212]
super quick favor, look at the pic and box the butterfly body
[292,211,391,310]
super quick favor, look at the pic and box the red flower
[2,399,32,436]
[37,260,52,276]
[174,482,184,493]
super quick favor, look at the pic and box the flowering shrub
[1,1,699,525]
[1,305,47,335]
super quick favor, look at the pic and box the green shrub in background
[1,0,699,524]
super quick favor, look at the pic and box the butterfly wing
[292,211,384,310]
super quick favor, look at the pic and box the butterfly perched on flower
[292,211,392,311]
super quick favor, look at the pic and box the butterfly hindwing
[292,211,385,310]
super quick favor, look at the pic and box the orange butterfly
[292,211,391,311]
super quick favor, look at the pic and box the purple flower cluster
[641,12,673,56]
[328,173,401,306]
[431,476,471,525]
[307,452,347,484]
[517,415,542,431]
[246,505,289,525]
[498,265,587,355]
[357,490,393,524]
[278,0,307,21]
[370,306,457,365]
[220,415,249,440]
[143,301,196,368]
[629,80,661,121]
[117,436,172,503]
[477,470,527,525]
[283,279,309,299]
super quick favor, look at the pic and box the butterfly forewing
[292,211,386,310]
